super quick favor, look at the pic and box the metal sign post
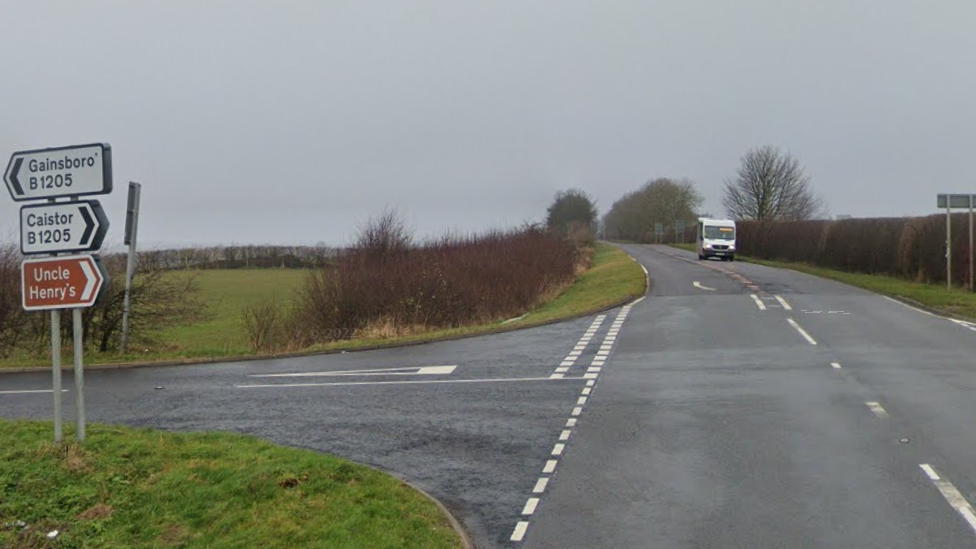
[937,194,976,291]
[120,182,141,354]
[5,143,113,443]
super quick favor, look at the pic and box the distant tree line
[542,145,828,246]
[139,244,338,271]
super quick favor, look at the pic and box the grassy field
[1,243,646,369]
[160,269,308,356]
[666,244,976,321]
[0,420,462,549]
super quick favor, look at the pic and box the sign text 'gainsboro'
[4,143,112,201]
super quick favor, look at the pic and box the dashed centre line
[865,401,889,418]
[787,318,818,345]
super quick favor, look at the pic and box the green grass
[0,420,463,549]
[521,243,646,324]
[160,269,308,356]
[740,257,976,320]
[1,243,646,369]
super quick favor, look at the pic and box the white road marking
[544,460,558,474]
[533,478,550,494]
[577,397,587,405]
[920,464,976,535]
[750,294,767,311]
[249,365,457,378]
[0,389,68,395]
[582,387,591,395]
[552,444,565,456]
[831,362,842,369]
[560,361,574,367]
[588,367,602,373]
[559,430,571,441]
[549,374,564,380]
[584,373,598,379]
[237,376,585,389]
[693,281,717,291]
[586,380,595,387]
[511,521,529,542]
[522,498,540,516]
[566,418,577,427]
[572,407,582,416]
[884,296,937,318]
[786,318,818,345]
[555,367,569,373]
[921,464,941,481]
[865,401,889,418]
[568,351,581,357]
[774,295,793,310]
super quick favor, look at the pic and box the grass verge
[0,420,463,549]
[1,243,646,369]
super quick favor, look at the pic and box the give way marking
[248,365,457,378]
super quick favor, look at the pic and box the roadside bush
[81,253,209,352]
[739,214,973,287]
[292,214,581,345]
[242,298,285,353]
[0,244,30,357]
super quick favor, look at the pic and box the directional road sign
[938,194,974,209]
[20,201,109,255]
[21,255,108,311]
[5,143,112,202]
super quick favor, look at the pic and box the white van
[696,218,737,261]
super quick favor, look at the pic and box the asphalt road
[4,244,976,548]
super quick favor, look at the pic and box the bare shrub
[83,253,209,352]
[292,214,580,345]
[241,298,284,353]
[0,243,30,357]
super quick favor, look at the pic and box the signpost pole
[969,195,974,292]
[72,308,85,442]
[51,310,62,443]
[947,203,953,290]
[120,183,141,354]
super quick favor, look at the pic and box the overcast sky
[1,1,973,247]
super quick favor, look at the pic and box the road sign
[20,201,109,255]
[5,143,112,202]
[938,194,973,209]
[21,255,108,311]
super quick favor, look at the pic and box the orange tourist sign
[21,254,107,311]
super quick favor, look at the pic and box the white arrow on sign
[5,143,112,202]
[20,201,110,255]
[248,365,458,378]
[80,260,97,301]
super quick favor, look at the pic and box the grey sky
[1,1,973,247]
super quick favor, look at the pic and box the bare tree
[722,146,827,221]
